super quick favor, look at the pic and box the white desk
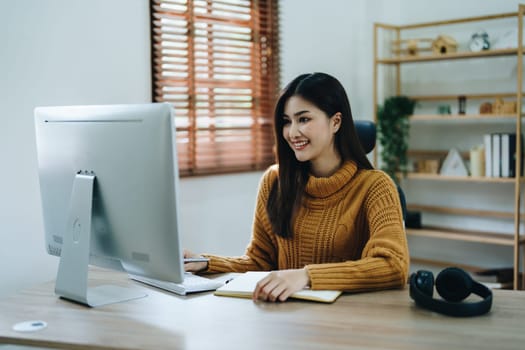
[0,268,524,350]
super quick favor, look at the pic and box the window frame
[150,0,280,177]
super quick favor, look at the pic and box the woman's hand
[253,268,310,302]
[183,249,208,272]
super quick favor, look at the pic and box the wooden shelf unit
[407,203,519,220]
[406,227,521,246]
[404,172,518,184]
[373,5,525,289]
[377,47,519,64]
[410,114,518,122]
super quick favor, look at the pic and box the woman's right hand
[183,249,208,272]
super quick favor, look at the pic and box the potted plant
[376,96,416,183]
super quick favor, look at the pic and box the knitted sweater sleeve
[305,172,409,292]
[201,166,278,273]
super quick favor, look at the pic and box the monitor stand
[54,173,147,307]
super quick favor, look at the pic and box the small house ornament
[432,35,458,55]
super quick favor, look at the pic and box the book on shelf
[214,271,342,303]
[503,133,522,178]
[483,134,492,177]
[492,133,501,177]
[484,132,523,178]
[501,133,510,178]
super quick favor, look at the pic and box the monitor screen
[34,103,184,306]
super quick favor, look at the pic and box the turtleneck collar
[304,160,358,198]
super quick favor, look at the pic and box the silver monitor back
[35,103,184,306]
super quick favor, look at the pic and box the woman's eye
[299,117,309,123]
[282,118,291,124]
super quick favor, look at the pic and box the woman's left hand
[253,268,310,302]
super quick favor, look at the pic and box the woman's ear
[331,113,342,133]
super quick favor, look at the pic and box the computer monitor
[34,103,184,307]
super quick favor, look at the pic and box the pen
[183,257,210,263]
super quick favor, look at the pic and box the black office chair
[354,120,407,221]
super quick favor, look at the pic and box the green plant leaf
[377,96,416,183]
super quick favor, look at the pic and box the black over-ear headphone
[409,267,493,317]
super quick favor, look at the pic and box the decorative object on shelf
[469,30,490,52]
[406,39,419,56]
[469,145,485,177]
[479,102,492,114]
[392,38,433,56]
[437,105,451,114]
[415,159,440,174]
[377,96,417,183]
[493,98,517,114]
[440,148,468,176]
[432,35,458,55]
[458,95,466,114]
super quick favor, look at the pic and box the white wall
[1,0,523,298]
[280,0,402,120]
[399,0,522,23]
[178,172,261,256]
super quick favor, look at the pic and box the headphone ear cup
[414,270,434,296]
[436,267,472,302]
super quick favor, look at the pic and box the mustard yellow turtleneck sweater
[203,161,409,292]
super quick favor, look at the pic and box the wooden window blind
[150,0,280,176]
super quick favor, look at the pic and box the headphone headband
[409,267,493,317]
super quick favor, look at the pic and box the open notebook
[214,271,342,303]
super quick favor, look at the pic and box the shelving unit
[373,6,525,289]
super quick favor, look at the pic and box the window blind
[150,0,280,176]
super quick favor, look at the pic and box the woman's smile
[291,139,309,151]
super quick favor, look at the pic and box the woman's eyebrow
[283,110,309,118]
[294,110,309,117]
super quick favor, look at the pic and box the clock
[469,31,490,52]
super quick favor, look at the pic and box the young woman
[185,72,409,302]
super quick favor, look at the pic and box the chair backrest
[354,120,407,221]
[355,120,376,154]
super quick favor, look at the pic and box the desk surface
[0,268,524,350]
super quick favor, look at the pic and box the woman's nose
[288,121,300,138]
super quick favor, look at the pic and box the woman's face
[282,95,341,171]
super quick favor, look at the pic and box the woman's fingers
[253,272,290,302]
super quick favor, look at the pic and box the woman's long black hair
[267,72,373,238]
